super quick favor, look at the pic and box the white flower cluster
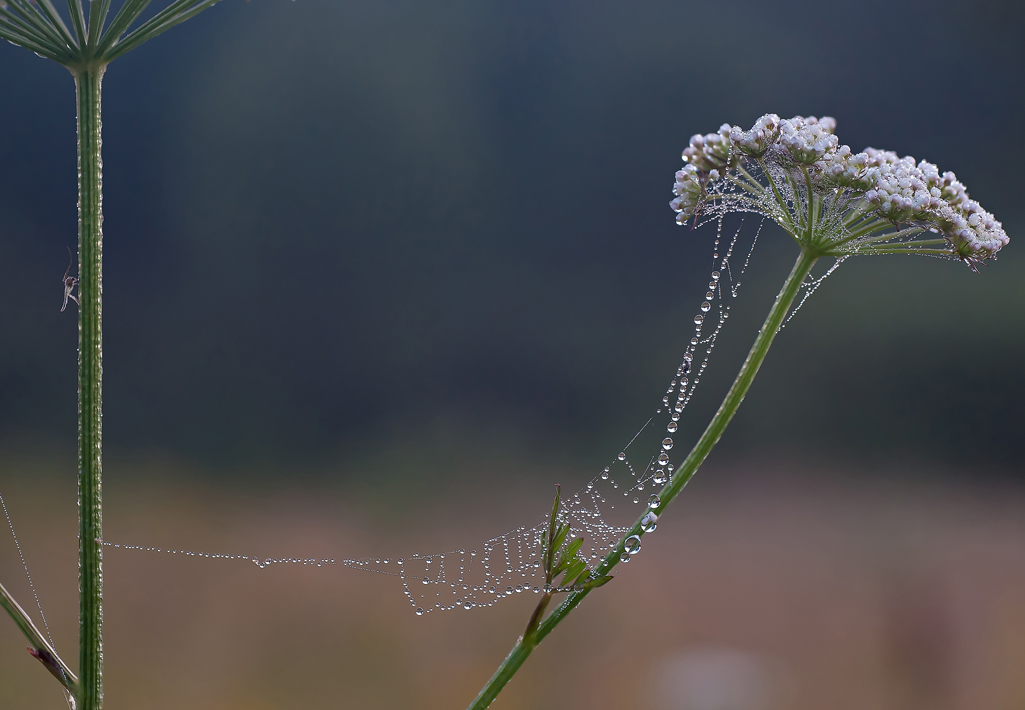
[671,114,1009,261]
[778,115,837,164]
[729,113,780,157]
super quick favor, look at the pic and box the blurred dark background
[1,2,1025,709]
[0,0,1022,471]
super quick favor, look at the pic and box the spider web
[4,216,838,619]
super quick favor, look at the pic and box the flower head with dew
[670,114,1009,270]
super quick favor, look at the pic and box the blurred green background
[0,0,1023,708]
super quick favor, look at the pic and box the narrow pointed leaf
[543,485,561,576]
[569,563,594,587]
[553,536,583,574]
[550,525,570,565]
[558,559,587,587]
[1,581,78,694]
[582,575,613,591]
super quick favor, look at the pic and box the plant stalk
[465,248,818,710]
[75,63,105,710]
[0,580,78,694]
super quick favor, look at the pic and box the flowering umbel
[670,115,1009,269]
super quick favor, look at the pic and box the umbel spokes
[0,0,227,66]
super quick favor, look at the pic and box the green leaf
[1,581,77,694]
[582,575,614,591]
[543,484,562,576]
[569,562,594,587]
[550,524,570,565]
[559,559,587,587]
[553,536,583,573]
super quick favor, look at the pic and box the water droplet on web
[700,301,711,313]
[422,578,430,585]
[657,452,669,466]
[640,512,658,533]
[662,438,674,451]
[415,607,424,616]
[705,291,714,300]
[653,469,667,484]
[617,452,626,461]
[648,494,661,509]
[600,469,610,480]
[667,421,678,433]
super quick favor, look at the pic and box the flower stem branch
[465,248,819,710]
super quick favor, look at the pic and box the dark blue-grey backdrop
[0,0,1021,471]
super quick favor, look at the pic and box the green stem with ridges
[465,248,819,710]
[75,63,105,710]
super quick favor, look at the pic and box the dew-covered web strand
[1,490,57,647]
[103,217,764,616]
[1,489,74,709]
[778,256,847,331]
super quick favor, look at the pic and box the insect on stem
[62,246,79,312]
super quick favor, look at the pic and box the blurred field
[2,453,1024,710]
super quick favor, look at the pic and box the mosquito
[61,246,79,312]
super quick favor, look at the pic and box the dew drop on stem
[641,512,658,533]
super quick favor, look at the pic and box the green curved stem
[75,64,105,710]
[465,248,819,710]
